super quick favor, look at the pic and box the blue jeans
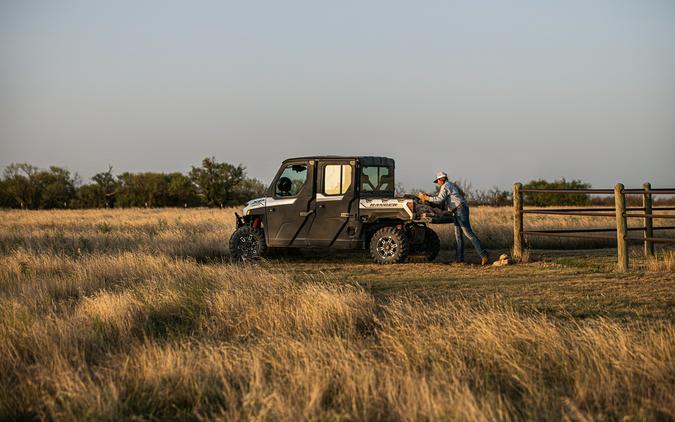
[454,206,488,261]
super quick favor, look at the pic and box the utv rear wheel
[229,226,267,261]
[370,227,409,264]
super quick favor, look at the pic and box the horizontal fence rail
[522,210,618,217]
[523,226,675,234]
[513,182,675,272]
[521,188,675,195]
[625,213,675,219]
[522,231,618,241]
[521,188,615,194]
[522,207,675,212]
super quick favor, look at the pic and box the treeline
[460,178,673,207]
[0,158,266,209]
[522,178,592,206]
[2,163,669,209]
[521,179,675,206]
[452,178,592,206]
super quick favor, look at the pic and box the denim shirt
[427,181,466,211]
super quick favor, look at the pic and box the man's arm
[422,185,449,205]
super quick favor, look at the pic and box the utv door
[264,161,316,247]
[307,160,360,248]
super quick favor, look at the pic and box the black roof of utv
[282,156,395,167]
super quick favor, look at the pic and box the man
[418,172,490,265]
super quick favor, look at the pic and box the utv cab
[229,156,455,264]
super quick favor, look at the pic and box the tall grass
[639,250,675,272]
[1,207,672,256]
[0,208,233,259]
[0,208,673,420]
[1,251,672,420]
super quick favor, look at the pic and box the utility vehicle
[229,156,454,264]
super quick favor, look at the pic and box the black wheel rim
[237,234,259,258]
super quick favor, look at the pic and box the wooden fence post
[513,183,524,259]
[643,182,654,257]
[614,183,628,272]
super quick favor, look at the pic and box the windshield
[360,165,394,194]
[275,164,308,197]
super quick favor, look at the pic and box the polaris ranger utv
[229,156,455,264]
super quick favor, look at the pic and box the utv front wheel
[229,226,267,261]
[370,227,409,264]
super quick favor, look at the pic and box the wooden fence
[512,183,675,271]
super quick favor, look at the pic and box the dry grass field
[1,208,673,421]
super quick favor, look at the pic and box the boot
[481,254,490,266]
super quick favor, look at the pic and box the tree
[34,166,78,209]
[231,178,267,204]
[72,166,119,208]
[1,164,78,209]
[523,178,591,206]
[73,184,106,208]
[138,172,168,207]
[472,187,512,206]
[115,173,143,207]
[189,157,245,206]
[116,172,170,207]
[1,161,246,208]
[2,163,39,208]
[0,179,12,208]
[92,166,119,208]
[167,172,199,206]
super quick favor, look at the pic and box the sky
[1,0,674,192]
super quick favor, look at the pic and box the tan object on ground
[492,254,510,267]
